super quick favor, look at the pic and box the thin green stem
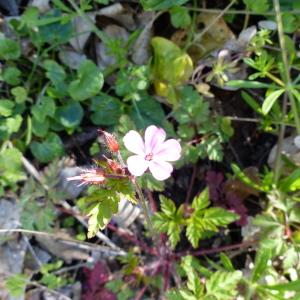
[266,72,285,87]
[66,0,108,43]
[274,93,288,184]
[273,0,300,134]
[187,7,300,16]
[134,180,155,237]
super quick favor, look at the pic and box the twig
[23,235,42,268]
[187,7,300,16]
[29,282,72,300]
[134,285,147,300]
[226,116,295,127]
[184,165,197,206]
[108,224,156,255]
[53,263,90,275]
[60,200,125,253]
[174,239,257,258]
[146,190,158,212]
[0,229,125,257]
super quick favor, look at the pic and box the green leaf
[181,256,204,298]
[177,124,195,140]
[263,279,300,292]
[279,169,300,192]
[0,100,15,117]
[90,94,122,126]
[31,96,56,122]
[186,207,237,248]
[44,60,67,93]
[170,6,191,29]
[32,10,73,46]
[5,274,29,297]
[192,188,210,211]
[231,163,266,192]
[252,214,285,237]
[21,198,55,231]
[243,0,269,13]
[56,101,83,130]
[32,117,49,137]
[220,253,235,272]
[205,270,242,300]
[6,114,23,134]
[11,86,28,103]
[151,37,193,104]
[262,89,285,115]
[174,86,209,125]
[282,13,298,33]
[30,133,64,163]
[2,66,21,85]
[141,0,189,10]
[241,91,262,114]
[68,60,104,101]
[0,37,21,60]
[86,193,119,238]
[160,195,177,216]
[251,247,272,282]
[129,96,167,129]
[0,147,26,187]
[226,80,272,89]
[153,196,184,248]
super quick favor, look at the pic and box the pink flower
[123,125,181,181]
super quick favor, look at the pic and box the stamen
[145,153,153,161]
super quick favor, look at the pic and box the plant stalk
[273,0,300,134]
[134,180,155,237]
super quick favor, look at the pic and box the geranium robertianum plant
[67,125,182,237]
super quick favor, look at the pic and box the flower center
[145,153,153,161]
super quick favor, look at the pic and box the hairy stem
[134,180,155,236]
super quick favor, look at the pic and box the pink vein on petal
[144,125,166,154]
[154,139,181,161]
[149,159,173,181]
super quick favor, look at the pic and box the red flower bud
[104,157,123,174]
[99,130,120,153]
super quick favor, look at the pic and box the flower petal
[127,155,149,176]
[123,130,145,155]
[149,159,173,181]
[144,125,166,154]
[154,139,181,161]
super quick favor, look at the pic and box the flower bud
[67,168,106,185]
[99,130,120,153]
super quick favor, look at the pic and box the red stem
[184,165,198,206]
[146,190,157,212]
[107,224,156,255]
[173,239,257,259]
[134,285,147,300]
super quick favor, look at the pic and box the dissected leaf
[205,270,242,300]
